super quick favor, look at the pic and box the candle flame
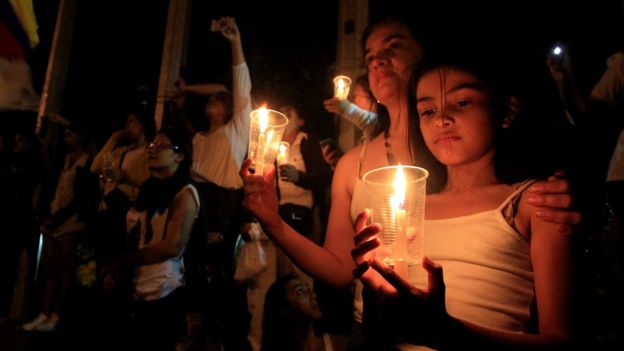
[258,106,269,133]
[337,78,345,91]
[393,163,406,208]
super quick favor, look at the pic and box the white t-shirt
[128,184,200,301]
[192,62,252,189]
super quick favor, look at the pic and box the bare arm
[446,197,573,350]
[240,150,360,287]
[445,195,574,350]
[525,173,581,234]
[182,83,228,96]
[91,130,127,174]
[126,187,198,265]
[324,97,378,136]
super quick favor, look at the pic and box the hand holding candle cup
[333,75,352,100]
[248,107,289,175]
[362,165,428,284]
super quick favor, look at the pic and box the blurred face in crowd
[206,97,228,126]
[125,113,145,141]
[283,278,321,321]
[14,133,32,154]
[280,106,304,136]
[63,128,82,151]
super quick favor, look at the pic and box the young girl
[351,47,574,349]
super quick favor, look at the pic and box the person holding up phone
[277,104,333,239]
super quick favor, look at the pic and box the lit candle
[255,107,269,174]
[392,164,408,277]
[333,75,351,100]
[336,78,346,99]
[277,142,289,166]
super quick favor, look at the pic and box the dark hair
[209,91,234,123]
[353,74,371,95]
[408,42,557,192]
[130,105,157,141]
[261,274,317,351]
[360,15,430,59]
[65,120,94,151]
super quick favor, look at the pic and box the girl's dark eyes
[418,108,435,117]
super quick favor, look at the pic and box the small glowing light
[553,46,562,55]
[279,143,288,155]
[258,106,269,133]
[393,163,406,209]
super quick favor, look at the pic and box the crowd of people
[0,11,623,351]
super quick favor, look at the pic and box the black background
[23,0,624,145]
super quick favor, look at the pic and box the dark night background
[24,0,624,146]
[2,0,624,349]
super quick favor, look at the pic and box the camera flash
[552,46,562,55]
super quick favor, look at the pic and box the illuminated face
[364,22,423,104]
[284,279,321,320]
[146,133,182,171]
[416,67,496,167]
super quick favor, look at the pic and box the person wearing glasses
[101,127,199,350]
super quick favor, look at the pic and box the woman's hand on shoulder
[524,172,580,235]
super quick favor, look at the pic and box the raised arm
[324,97,378,136]
[217,16,251,167]
[180,80,228,96]
[91,130,126,175]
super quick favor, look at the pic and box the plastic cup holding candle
[362,165,428,284]
[276,141,290,166]
[333,75,352,100]
[276,141,290,177]
[248,107,289,175]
